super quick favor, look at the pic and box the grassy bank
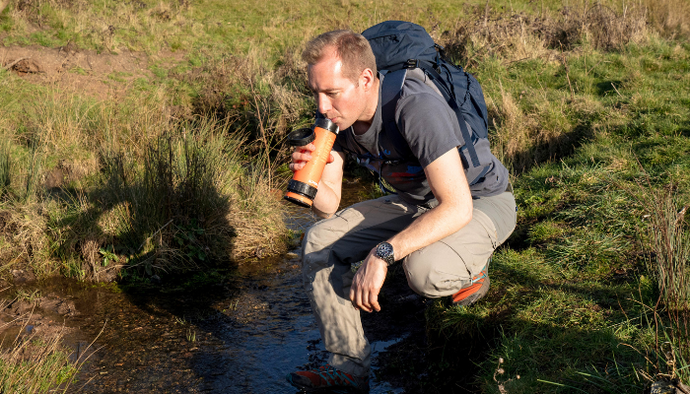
[1,0,689,392]
[0,296,80,394]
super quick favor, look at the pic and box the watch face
[376,242,394,264]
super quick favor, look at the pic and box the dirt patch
[0,292,80,359]
[1,45,154,100]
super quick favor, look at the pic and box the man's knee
[402,242,475,298]
[301,215,349,275]
[403,255,435,297]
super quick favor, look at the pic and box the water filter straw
[284,118,339,208]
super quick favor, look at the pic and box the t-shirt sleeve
[396,92,463,168]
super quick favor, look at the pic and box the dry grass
[442,3,648,69]
[0,300,79,393]
[486,81,536,171]
[0,202,51,277]
[644,0,690,39]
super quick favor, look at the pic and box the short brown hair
[302,30,377,83]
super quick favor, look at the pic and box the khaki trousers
[300,191,517,376]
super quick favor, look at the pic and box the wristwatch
[375,241,395,265]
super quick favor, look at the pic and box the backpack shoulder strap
[416,61,482,168]
[381,64,481,168]
[380,69,407,137]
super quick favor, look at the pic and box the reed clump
[0,84,288,281]
[634,184,690,384]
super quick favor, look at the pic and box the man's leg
[403,191,517,299]
[300,195,423,376]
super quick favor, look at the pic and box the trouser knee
[402,242,477,299]
[403,256,436,298]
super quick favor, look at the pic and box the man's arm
[387,147,473,258]
[289,143,345,219]
[349,147,473,312]
[311,149,345,218]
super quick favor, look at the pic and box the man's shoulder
[399,76,442,98]
[391,78,455,128]
[397,77,450,114]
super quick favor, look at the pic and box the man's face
[307,48,368,131]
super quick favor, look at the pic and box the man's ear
[360,68,375,91]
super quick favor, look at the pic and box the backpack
[362,20,492,184]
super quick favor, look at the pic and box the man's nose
[317,94,331,115]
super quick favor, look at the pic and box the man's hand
[289,143,334,172]
[349,250,388,312]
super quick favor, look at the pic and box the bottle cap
[287,128,315,147]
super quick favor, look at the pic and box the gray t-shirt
[333,74,509,206]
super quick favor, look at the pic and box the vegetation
[0,299,80,393]
[0,0,688,392]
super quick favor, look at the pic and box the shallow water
[3,182,413,393]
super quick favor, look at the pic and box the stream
[1,181,425,393]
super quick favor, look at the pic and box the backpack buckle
[434,43,446,56]
[404,59,419,69]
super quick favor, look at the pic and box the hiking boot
[452,261,490,306]
[286,364,369,393]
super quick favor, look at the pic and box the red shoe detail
[452,268,490,306]
[287,364,369,392]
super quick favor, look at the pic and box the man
[286,29,516,393]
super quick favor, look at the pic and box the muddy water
[4,181,419,393]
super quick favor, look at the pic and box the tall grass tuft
[86,121,237,278]
[644,0,690,39]
[0,136,11,199]
[635,183,690,384]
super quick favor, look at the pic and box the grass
[0,333,78,394]
[0,0,689,392]
[424,25,689,393]
[0,298,81,394]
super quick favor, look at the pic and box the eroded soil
[0,45,184,100]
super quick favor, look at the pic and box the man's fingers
[355,291,369,312]
[362,289,379,313]
[350,280,374,312]
[370,293,381,312]
[290,144,316,172]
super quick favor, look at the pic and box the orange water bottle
[284,118,339,207]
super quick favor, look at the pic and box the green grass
[0,299,80,394]
[444,31,689,393]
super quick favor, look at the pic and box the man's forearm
[311,181,341,219]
